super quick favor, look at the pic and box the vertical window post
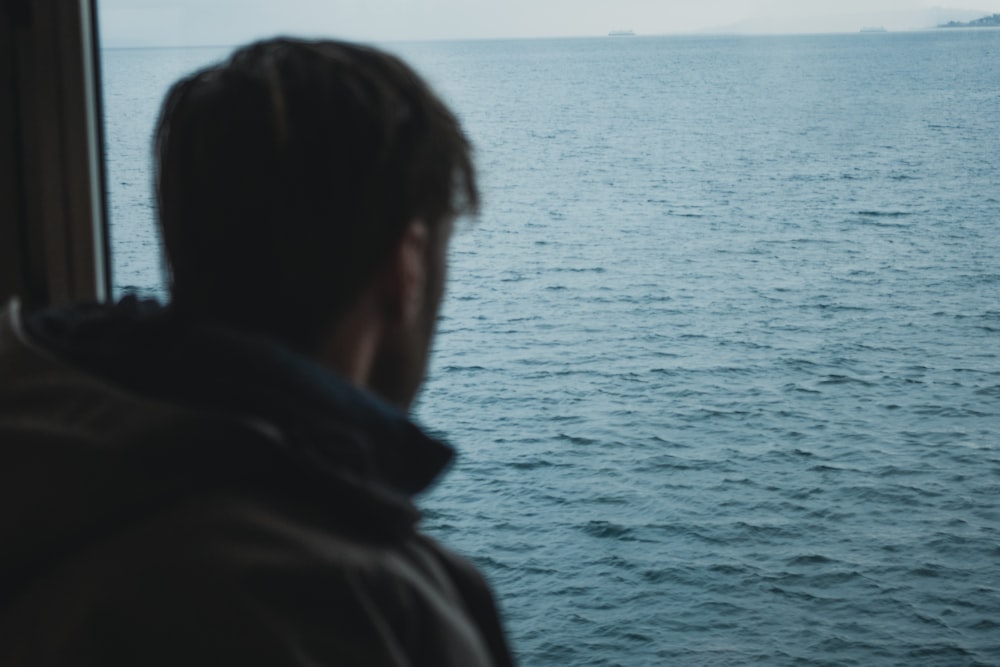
[0,0,110,309]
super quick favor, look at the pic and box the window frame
[1,0,109,309]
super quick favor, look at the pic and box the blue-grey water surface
[102,31,1000,665]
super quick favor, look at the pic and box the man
[0,38,514,666]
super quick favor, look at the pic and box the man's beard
[368,277,443,410]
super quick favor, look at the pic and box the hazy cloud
[97,0,1000,47]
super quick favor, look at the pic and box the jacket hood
[0,298,453,600]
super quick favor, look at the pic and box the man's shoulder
[124,491,512,665]
[5,489,513,666]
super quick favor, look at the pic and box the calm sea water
[102,31,1000,666]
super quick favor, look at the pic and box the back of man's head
[154,38,478,353]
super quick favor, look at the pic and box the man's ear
[382,218,430,326]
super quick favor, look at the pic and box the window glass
[101,46,227,299]
[97,4,1000,664]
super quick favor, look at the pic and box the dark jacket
[0,298,514,666]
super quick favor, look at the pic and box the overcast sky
[98,0,1000,47]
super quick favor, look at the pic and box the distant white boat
[860,26,887,32]
[608,30,636,37]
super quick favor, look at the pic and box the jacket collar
[22,297,454,498]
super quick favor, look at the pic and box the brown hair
[154,37,478,352]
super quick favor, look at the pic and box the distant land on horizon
[938,13,1000,27]
[702,7,997,35]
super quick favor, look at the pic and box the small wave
[581,520,633,540]
[641,568,681,584]
[784,384,821,394]
[909,564,945,578]
[556,433,602,447]
[592,494,630,505]
[470,555,512,571]
[685,407,753,422]
[707,562,753,575]
[784,358,823,370]
[818,374,876,387]
[785,173,826,183]
[786,554,836,566]
[441,364,487,373]
[731,521,798,539]
[912,405,990,417]
[777,236,838,245]
[906,643,975,659]
[856,210,911,217]
[872,465,926,479]
[765,585,828,603]
[637,454,708,473]
[115,286,164,300]
[552,266,607,273]
[509,458,558,470]
[780,569,865,587]
[802,302,871,312]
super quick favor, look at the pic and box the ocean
[101,31,1000,665]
